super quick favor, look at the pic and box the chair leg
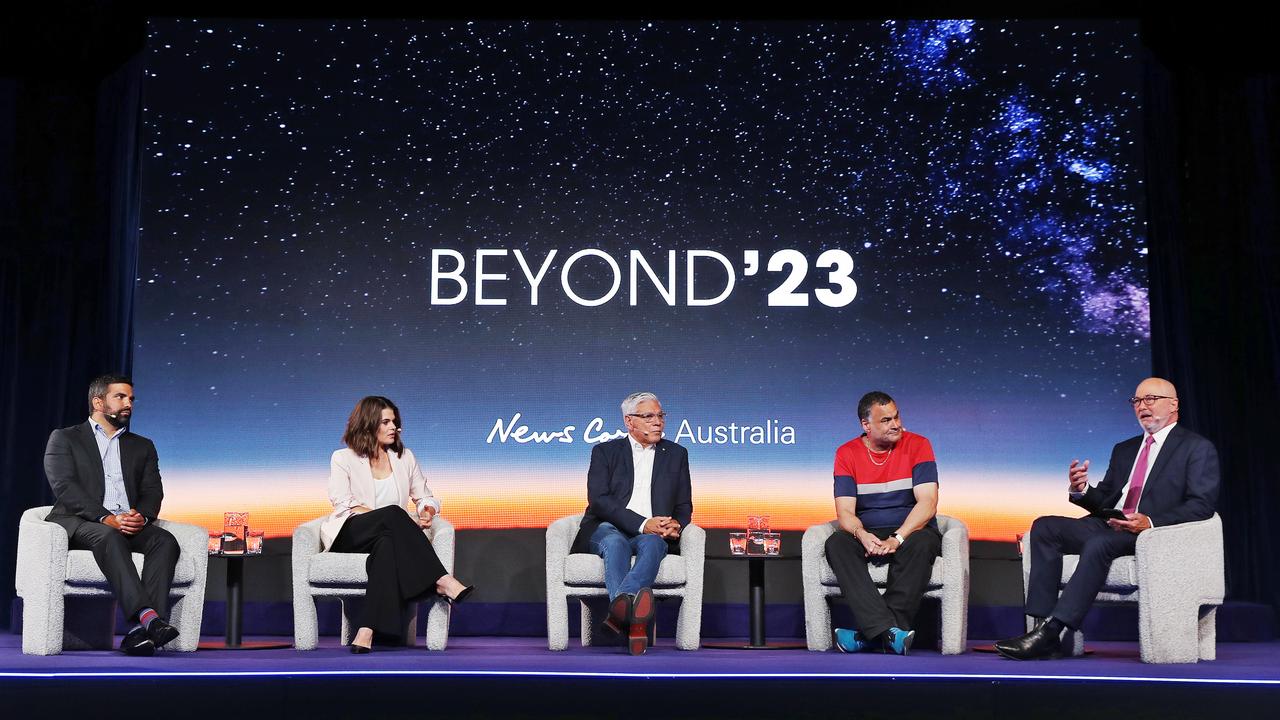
[1198,606,1218,661]
[339,598,357,646]
[804,593,835,651]
[21,586,66,656]
[1065,628,1086,657]
[579,599,596,648]
[1139,600,1201,664]
[939,593,966,655]
[166,590,202,652]
[546,592,569,651]
[293,593,319,651]
[675,595,702,651]
[19,584,63,655]
[424,597,451,651]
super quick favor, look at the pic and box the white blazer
[320,447,441,550]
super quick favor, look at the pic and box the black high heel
[350,643,372,654]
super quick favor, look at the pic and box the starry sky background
[135,19,1148,538]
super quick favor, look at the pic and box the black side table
[198,552,290,650]
[704,553,806,649]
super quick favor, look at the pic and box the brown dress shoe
[628,588,654,655]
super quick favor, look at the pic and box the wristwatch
[892,532,906,545]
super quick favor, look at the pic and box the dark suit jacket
[569,436,693,555]
[1070,423,1219,527]
[43,421,164,536]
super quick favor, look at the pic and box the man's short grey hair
[621,391,660,415]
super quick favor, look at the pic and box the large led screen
[136,19,1148,540]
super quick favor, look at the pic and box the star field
[135,20,1149,474]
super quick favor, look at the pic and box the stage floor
[5,634,1280,718]
[4,634,1280,681]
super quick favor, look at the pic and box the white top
[372,474,399,510]
[624,436,656,533]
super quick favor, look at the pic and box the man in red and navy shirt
[825,391,941,655]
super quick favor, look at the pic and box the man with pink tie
[995,377,1220,660]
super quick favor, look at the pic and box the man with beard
[994,377,1220,660]
[43,374,181,656]
[825,391,941,655]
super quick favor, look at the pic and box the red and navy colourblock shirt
[833,430,939,531]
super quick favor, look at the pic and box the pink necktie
[1122,435,1155,515]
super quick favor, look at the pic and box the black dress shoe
[146,619,180,649]
[121,627,156,657]
[994,620,1063,660]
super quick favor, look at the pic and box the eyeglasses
[1129,395,1174,407]
[627,412,667,422]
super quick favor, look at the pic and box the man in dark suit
[569,391,693,655]
[995,377,1220,660]
[44,374,181,656]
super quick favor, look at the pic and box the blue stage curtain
[1143,23,1280,609]
[0,8,144,629]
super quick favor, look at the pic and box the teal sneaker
[834,628,872,653]
[884,627,916,655]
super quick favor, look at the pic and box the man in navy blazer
[570,391,693,655]
[43,375,181,656]
[996,377,1220,660]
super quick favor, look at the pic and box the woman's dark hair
[343,396,404,458]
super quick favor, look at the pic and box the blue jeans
[588,522,668,600]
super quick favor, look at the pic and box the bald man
[995,377,1220,660]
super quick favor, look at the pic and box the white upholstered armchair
[291,513,455,650]
[545,513,705,651]
[1021,512,1224,663]
[801,515,970,654]
[15,506,208,655]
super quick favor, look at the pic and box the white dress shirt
[90,417,130,519]
[1110,422,1177,524]
[624,436,656,534]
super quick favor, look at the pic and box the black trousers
[1025,514,1139,629]
[824,525,942,639]
[69,521,179,621]
[330,506,449,638]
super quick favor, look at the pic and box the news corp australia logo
[486,413,795,446]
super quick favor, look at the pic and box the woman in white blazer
[323,396,474,653]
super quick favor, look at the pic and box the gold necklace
[864,440,893,467]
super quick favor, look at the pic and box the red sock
[138,608,159,629]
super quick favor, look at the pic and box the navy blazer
[569,436,693,555]
[1070,423,1219,527]
[43,421,164,536]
